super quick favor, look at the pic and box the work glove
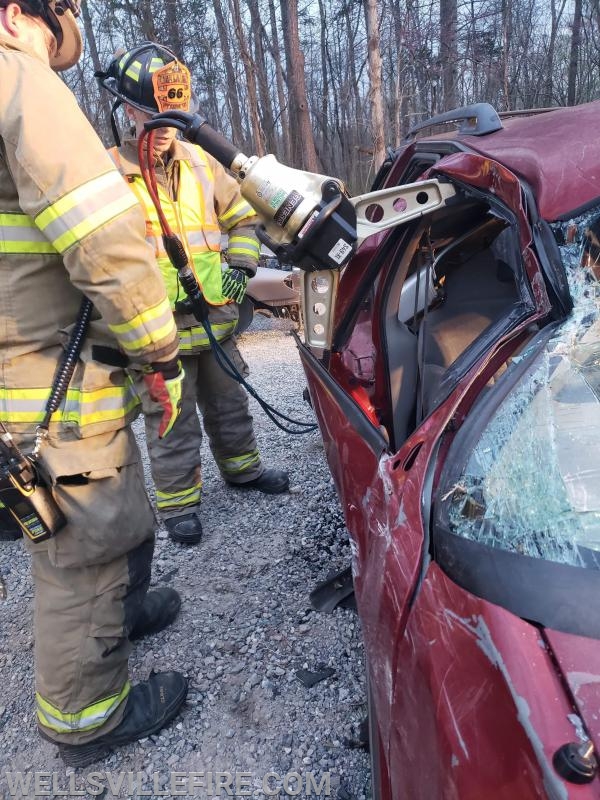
[221,266,250,304]
[142,358,185,439]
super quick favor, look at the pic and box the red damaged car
[296,102,600,798]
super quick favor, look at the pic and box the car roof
[418,100,600,221]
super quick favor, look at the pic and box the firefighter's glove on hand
[221,267,250,304]
[142,359,184,439]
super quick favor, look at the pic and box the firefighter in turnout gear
[98,43,289,546]
[0,1,188,767]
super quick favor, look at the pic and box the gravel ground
[0,316,371,799]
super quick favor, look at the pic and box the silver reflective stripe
[219,450,260,475]
[150,229,221,256]
[219,200,256,229]
[0,213,57,254]
[187,230,221,248]
[37,172,137,252]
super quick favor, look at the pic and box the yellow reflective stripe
[123,57,163,80]
[156,483,202,510]
[228,235,260,259]
[123,58,141,81]
[178,321,236,351]
[220,200,255,229]
[219,450,260,475]
[0,385,140,426]
[0,213,57,254]
[108,297,176,356]
[35,172,138,254]
[37,682,130,734]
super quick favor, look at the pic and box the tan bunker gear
[0,37,179,743]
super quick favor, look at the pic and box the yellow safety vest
[112,150,230,309]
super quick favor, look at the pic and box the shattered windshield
[446,208,600,568]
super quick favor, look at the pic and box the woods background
[69,0,600,191]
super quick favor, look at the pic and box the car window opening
[385,200,523,448]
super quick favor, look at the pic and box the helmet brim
[48,10,82,71]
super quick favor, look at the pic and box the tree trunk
[439,0,458,109]
[279,0,320,171]
[246,0,277,153]
[500,0,512,110]
[316,0,330,164]
[545,0,568,105]
[80,0,113,141]
[229,0,264,154]
[568,0,583,105]
[213,0,246,147]
[266,0,291,162]
[363,0,386,169]
[164,0,183,57]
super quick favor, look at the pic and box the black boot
[228,468,289,495]
[164,513,203,545]
[129,587,181,641]
[48,671,188,769]
[0,507,23,541]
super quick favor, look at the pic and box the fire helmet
[96,42,192,115]
[9,0,82,70]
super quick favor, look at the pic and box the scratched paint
[444,609,569,800]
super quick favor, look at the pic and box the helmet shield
[152,61,192,113]
[97,42,191,115]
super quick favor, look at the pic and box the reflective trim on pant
[155,482,202,512]
[178,320,237,352]
[141,337,263,518]
[219,449,260,476]
[36,682,131,734]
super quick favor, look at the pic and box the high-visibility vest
[112,149,230,309]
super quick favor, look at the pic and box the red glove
[142,359,184,438]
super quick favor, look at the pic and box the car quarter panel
[390,563,600,800]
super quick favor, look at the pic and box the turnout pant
[24,427,155,745]
[142,337,263,519]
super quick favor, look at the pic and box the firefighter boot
[51,671,188,768]
[228,468,290,495]
[129,587,181,641]
[164,512,203,545]
[0,506,23,541]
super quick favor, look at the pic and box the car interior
[381,199,530,449]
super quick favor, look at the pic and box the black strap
[91,345,129,368]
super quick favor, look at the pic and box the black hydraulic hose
[178,291,317,435]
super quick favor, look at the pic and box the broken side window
[442,206,600,568]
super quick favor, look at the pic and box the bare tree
[279,0,320,170]
[363,0,386,169]
[439,0,458,108]
[568,0,583,105]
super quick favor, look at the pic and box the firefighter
[0,1,188,767]
[97,43,289,547]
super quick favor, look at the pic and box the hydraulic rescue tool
[143,111,457,356]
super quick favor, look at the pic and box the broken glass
[446,207,600,567]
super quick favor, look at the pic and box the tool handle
[145,112,241,169]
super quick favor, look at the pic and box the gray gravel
[0,316,370,799]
